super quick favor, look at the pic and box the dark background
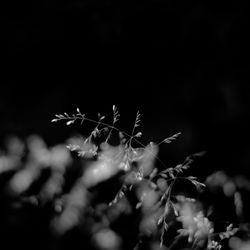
[1,0,250,177]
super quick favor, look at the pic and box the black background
[1,0,250,177]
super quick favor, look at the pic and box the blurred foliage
[1,107,250,250]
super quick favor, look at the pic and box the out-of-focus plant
[1,106,248,250]
[50,106,240,250]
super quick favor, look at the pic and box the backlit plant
[51,106,239,250]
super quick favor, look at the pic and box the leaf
[169,173,175,179]
[164,221,168,231]
[149,168,158,179]
[160,173,168,178]
[189,179,206,190]
[172,203,178,216]
[119,190,124,198]
[162,132,181,144]
[157,216,164,225]
[66,144,80,151]
[112,105,120,124]
[135,172,143,181]
[66,120,74,125]
[134,111,141,128]
[78,151,87,157]
[191,151,206,158]
[187,176,197,180]
[136,202,142,209]
[135,132,142,138]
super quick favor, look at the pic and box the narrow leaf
[66,120,74,125]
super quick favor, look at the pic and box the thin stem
[55,115,168,170]
[105,119,115,143]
